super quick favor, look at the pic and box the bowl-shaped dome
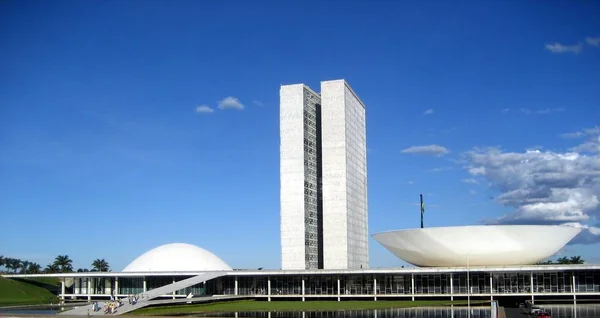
[123,243,232,272]
[372,225,581,267]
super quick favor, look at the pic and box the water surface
[0,308,59,315]
[189,304,600,318]
[541,304,600,318]
[192,307,492,318]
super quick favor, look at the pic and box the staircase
[59,272,229,316]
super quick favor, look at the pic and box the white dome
[123,243,232,272]
[373,225,581,267]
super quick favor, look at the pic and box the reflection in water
[543,304,600,318]
[0,309,59,315]
[193,306,491,318]
[2,305,599,318]
[191,305,600,318]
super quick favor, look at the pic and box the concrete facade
[280,84,323,270]
[5,264,600,305]
[321,80,369,270]
[373,225,581,267]
[279,79,368,270]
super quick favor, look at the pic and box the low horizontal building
[3,243,600,305]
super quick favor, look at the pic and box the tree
[91,259,110,272]
[535,255,585,265]
[53,255,73,273]
[28,263,42,274]
[569,256,584,264]
[45,263,60,273]
[20,260,31,274]
[5,258,21,273]
[535,260,553,265]
[2,257,12,272]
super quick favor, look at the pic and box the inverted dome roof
[372,225,581,267]
[123,243,232,272]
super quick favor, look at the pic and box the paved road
[504,307,527,318]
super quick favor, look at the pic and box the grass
[21,277,60,286]
[0,277,59,307]
[133,299,490,316]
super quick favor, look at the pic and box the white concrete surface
[279,79,369,270]
[321,79,369,270]
[59,272,229,316]
[279,84,321,270]
[123,243,232,272]
[372,225,582,267]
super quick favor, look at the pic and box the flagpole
[420,194,424,229]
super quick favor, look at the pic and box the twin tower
[279,79,369,270]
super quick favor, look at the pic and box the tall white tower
[279,79,368,270]
[320,79,369,270]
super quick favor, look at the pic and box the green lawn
[133,299,490,316]
[0,277,58,307]
[22,277,60,286]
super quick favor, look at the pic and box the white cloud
[501,108,510,114]
[402,144,449,156]
[252,100,264,107]
[561,126,600,139]
[217,96,244,110]
[462,178,479,184]
[519,108,565,115]
[526,145,544,151]
[469,166,486,175]
[585,37,600,47]
[462,134,600,244]
[545,42,583,54]
[562,126,600,154]
[469,189,477,195]
[195,105,214,114]
[429,167,453,172]
[407,181,414,185]
[423,109,434,115]
[571,140,600,154]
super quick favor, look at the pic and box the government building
[3,242,600,316]
[279,79,369,270]
[3,80,600,316]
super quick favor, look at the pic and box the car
[534,311,551,318]
[522,300,543,315]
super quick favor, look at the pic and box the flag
[420,194,425,214]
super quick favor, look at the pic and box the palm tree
[3,258,12,272]
[20,261,31,274]
[45,263,60,273]
[53,255,73,273]
[556,257,571,264]
[569,256,584,264]
[0,256,6,273]
[91,259,110,272]
[28,263,42,274]
[535,260,553,265]
[6,258,21,273]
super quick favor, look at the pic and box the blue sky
[1,0,599,271]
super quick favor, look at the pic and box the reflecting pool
[542,304,600,318]
[189,304,600,318]
[192,306,492,318]
[0,308,60,315]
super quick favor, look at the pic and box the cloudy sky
[1,0,599,270]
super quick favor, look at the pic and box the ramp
[59,272,228,316]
